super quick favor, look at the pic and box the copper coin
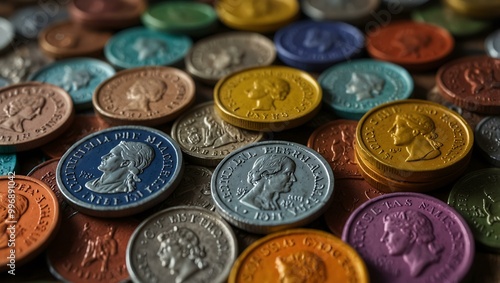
[437,56,500,115]
[93,66,196,126]
[46,212,140,282]
[41,114,110,158]
[324,178,384,237]
[0,175,60,272]
[307,119,362,179]
[366,20,454,71]
[0,82,75,153]
[38,20,112,59]
[27,158,78,218]
[68,0,147,30]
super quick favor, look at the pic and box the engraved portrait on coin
[393,29,432,58]
[464,67,500,94]
[81,224,118,272]
[480,178,500,225]
[0,193,28,248]
[380,210,444,277]
[240,154,297,210]
[345,72,385,101]
[388,112,443,162]
[132,38,167,61]
[303,28,334,52]
[247,78,290,111]
[202,116,245,148]
[85,141,155,194]
[157,226,207,283]
[275,251,327,283]
[207,46,244,70]
[0,95,45,133]
[60,66,92,92]
[124,78,167,112]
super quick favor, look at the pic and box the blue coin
[104,27,192,69]
[0,77,9,88]
[56,126,184,217]
[274,20,364,71]
[0,153,17,176]
[318,59,413,120]
[29,58,115,110]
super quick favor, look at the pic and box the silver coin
[0,42,53,83]
[211,140,335,234]
[0,17,14,53]
[171,101,265,167]
[126,206,238,283]
[185,32,275,85]
[302,0,381,22]
[475,116,500,167]
[485,29,500,58]
[10,5,68,39]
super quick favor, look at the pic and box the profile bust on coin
[275,251,327,283]
[0,193,28,248]
[345,72,385,101]
[85,141,155,194]
[0,95,45,133]
[124,78,167,112]
[247,78,290,111]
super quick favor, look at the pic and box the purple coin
[274,20,364,71]
[342,192,474,283]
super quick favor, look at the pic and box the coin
[0,82,75,153]
[0,42,53,84]
[355,99,474,183]
[93,66,195,126]
[29,58,116,110]
[9,5,68,40]
[366,20,454,71]
[0,16,14,53]
[104,27,192,69]
[56,126,184,217]
[436,55,500,115]
[0,175,60,272]
[301,0,381,23]
[342,192,475,283]
[444,0,500,19]
[475,116,500,167]
[185,32,276,85]
[211,140,335,234]
[485,29,500,58]
[38,21,112,59]
[228,228,369,283]
[171,101,264,167]
[274,20,365,72]
[126,206,238,283]
[214,66,322,132]
[47,212,140,282]
[318,59,413,120]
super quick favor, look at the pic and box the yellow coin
[228,228,369,283]
[444,0,500,19]
[214,66,322,132]
[215,0,299,32]
[356,99,473,182]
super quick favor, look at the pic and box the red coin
[437,55,500,115]
[366,20,454,71]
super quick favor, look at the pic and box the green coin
[142,1,218,37]
[448,168,500,251]
[412,3,490,37]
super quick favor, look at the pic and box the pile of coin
[0,0,500,282]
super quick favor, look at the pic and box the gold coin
[228,228,369,283]
[355,99,473,182]
[214,66,322,132]
[444,0,500,19]
[215,0,299,32]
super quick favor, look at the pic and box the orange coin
[0,175,60,272]
[366,20,454,71]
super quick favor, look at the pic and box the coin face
[356,99,474,181]
[0,175,60,272]
[126,206,238,283]
[228,228,369,283]
[214,66,322,132]
[56,126,184,217]
[211,140,335,234]
[342,192,475,283]
[171,101,264,166]
[93,66,195,126]
[0,82,75,153]
[475,116,500,166]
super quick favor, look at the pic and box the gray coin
[0,42,53,84]
[475,116,500,167]
[211,140,335,234]
[185,32,275,85]
[302,0,381,23]
[171,101,265,167]
[0,17,14,53]
[0,77,9,88]
[10,5,68,39]
[485,29,500,58]
[126,206,238,283]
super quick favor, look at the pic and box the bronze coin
[46,212,140,282]
[41,114,110,159]
[38,20,112,59]
[0,175,60,272]
[93,66,196,126]
[0,82,75,153]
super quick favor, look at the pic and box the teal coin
[0,153,17,175]
[318,59,413,120]
[412,3,490,37]
[142,2,218,37]
[29,58,115,110]
[104,27,192,69]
